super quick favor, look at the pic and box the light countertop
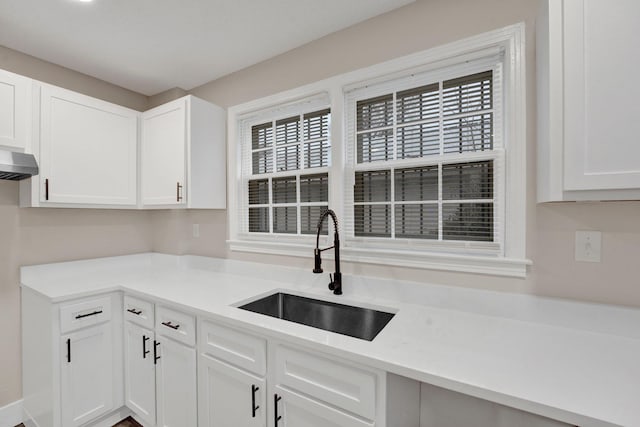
[21,253,640,427]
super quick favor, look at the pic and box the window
[243,105,331,236]
[345,69,502,251]
[229,25,528,277]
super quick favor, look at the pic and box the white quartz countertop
[20,253,640,427]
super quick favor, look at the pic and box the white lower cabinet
[274,387,372,427]
[198,354,266,426]
[124,298,197,427]
[270,343,382,427]
[24,289,576,427]
[21,289,123,427]
[198,319,267,427]
[155,335,197,427]
[197,320,417,427]
[272,344,377,421]
[125,322,156,426]
[61,323,115,427]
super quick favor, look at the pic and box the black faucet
[313,209,342,295]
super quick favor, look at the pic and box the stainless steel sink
[238,292,395,341]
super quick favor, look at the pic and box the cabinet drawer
[60,295,112,333]
[124,295,154,329]
[199,320,266,377]
[274,345,378,421]
[156,306,195,346]
[276,386,373,427]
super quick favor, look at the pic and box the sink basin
[238,292,395,341]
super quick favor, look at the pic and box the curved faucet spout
[313,209,342,295]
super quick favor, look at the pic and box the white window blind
[344,58,504,254]
[240,98,331,237]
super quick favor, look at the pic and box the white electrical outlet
[192,224,200,238]
[575,231,601,262]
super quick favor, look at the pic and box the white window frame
[227,23,530,278]
[344,59,504,254]
[235,93,332,244]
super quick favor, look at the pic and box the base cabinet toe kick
[22,289,574,427]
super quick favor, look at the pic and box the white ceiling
[0,0,414,95]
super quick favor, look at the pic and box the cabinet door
[0,69,31,150]
[141,98,187,206]
[198,354,266,427]
[60,323,114,427]
[563,0,640,191]
[155,336,197,427]
[274,386,373,427]
[39,84,138,205]
[124,322,156,426]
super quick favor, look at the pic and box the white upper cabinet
[538,0,640,201]
[13,75,226,209]
[21,83,138,207]
[141,95,226,209]
[141,98,186,206]
[0,68,31,151]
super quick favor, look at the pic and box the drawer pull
[274,394,282,425]
[251,385,260,418]
[143,335,150,359]
[154,340,161,364]
[127,308,142,316]
[66,338,71,363]
[161,321,180,330]
[75,310,103,319]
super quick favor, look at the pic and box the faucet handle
[313,249,323,273]
[328,274,335,291]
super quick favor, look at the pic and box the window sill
[228,239,531,278]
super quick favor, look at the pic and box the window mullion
[299,114,305,173]
[271,119,276,174]
[297,114,303,236]
[457,81,463,154]
[268,177,274,234]
[438,80,444,157]
[353,201,393,206]
[438,163,443,241]
[441,198,494,204]
[296,174,301,236]
[391,91,397,239]
[437,81,444,241]
[270,119,275,234]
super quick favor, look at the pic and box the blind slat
[357,95,393,131]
